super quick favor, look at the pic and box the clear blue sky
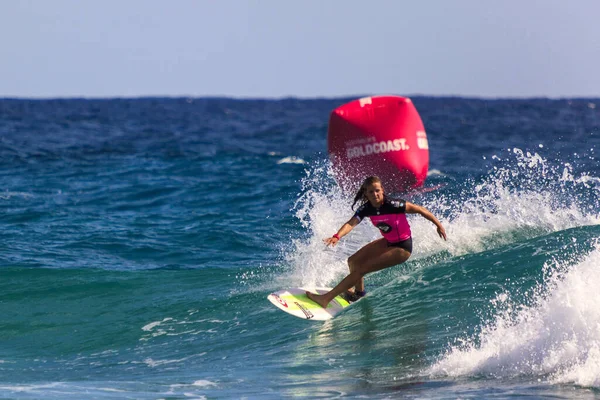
[2,0,599,98]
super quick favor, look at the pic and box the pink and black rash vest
[354,198,411,243]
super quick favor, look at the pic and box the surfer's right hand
[323,236,339,247]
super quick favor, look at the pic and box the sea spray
[423,148,600,256]
[282,148,599,288]
[285,162,379,288]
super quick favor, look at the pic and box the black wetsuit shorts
[387,237,413,253]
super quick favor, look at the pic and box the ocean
[0,97,599,399]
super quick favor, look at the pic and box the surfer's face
[365,182,384,206]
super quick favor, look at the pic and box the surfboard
[267,287,354,320]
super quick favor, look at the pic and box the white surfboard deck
[267,287,354,320]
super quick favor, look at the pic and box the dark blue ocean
[0,97,599,399]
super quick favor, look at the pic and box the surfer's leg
[307,240,411,308]
[307,273,364,308]
[347,238,387,294]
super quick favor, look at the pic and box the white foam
[143,355,195,367]
[277,156,306,164]
[0,191,33,200]
[142,318,173,331]
[427,169,445,176]
[0,382,64,393]
[430,244,600,387]
[192,380,217,387]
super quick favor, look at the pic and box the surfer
[306,176,447,308]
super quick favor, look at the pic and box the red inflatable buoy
[327,95,429,194]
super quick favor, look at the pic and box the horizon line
[1,93,599,101]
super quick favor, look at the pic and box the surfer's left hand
[437,227,447,241]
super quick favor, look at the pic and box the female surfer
[306,176,447,308]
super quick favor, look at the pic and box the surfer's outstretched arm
[405,202,447,241]
[323,216,360,247]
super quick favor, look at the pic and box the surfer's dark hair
[352,176,383,210]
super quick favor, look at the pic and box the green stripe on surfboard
[279,292,351,309]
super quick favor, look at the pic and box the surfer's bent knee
[348,256,358,271]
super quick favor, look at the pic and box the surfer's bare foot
[306,291,329,308]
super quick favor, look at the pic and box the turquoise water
[0,98,599,398]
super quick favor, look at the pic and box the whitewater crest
[429,241,600,388]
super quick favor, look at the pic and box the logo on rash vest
[272,294,288,308]
[294,302,314,319]
[376,222,392,233]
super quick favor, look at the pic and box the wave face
[0,97,598,398]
